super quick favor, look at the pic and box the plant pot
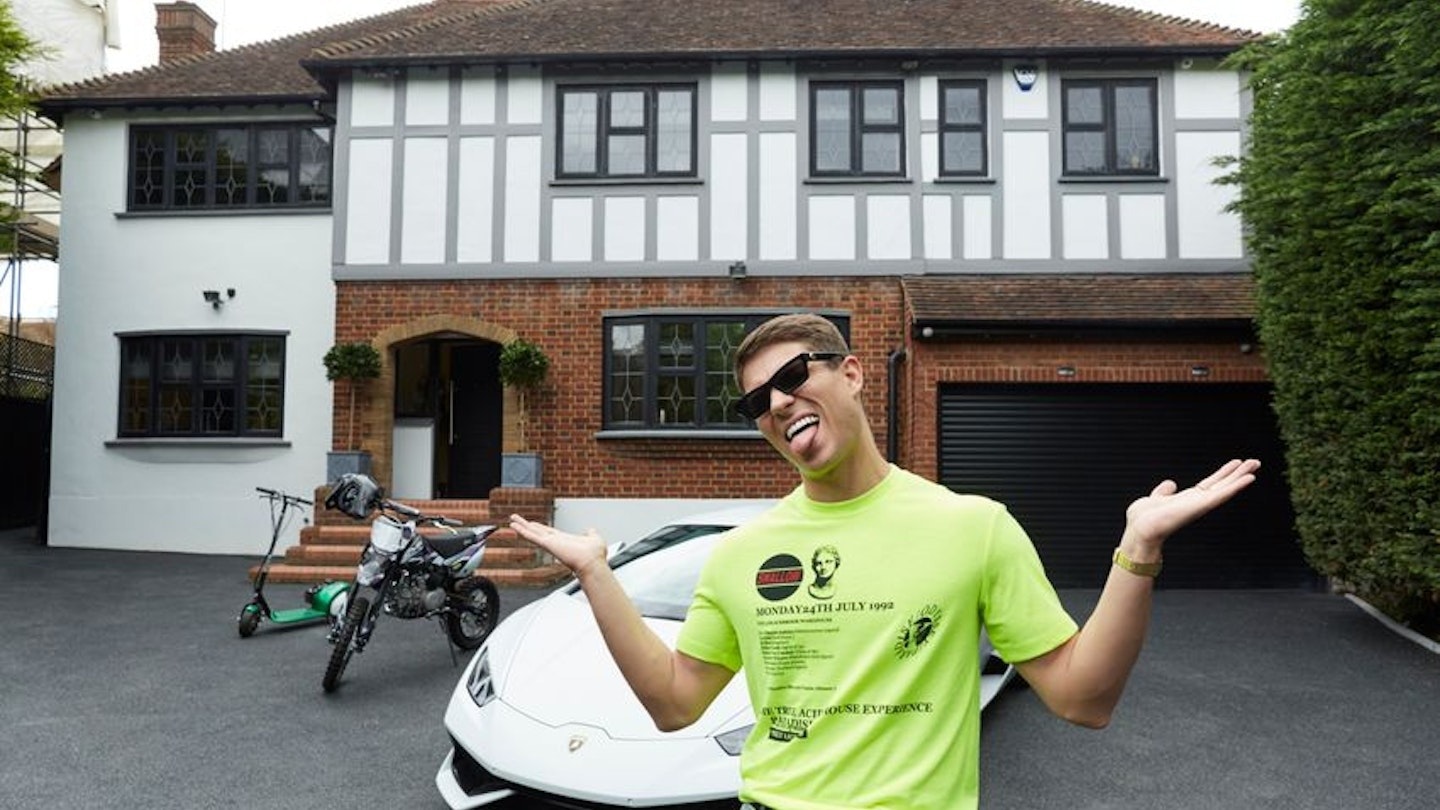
[501,452,543,488]
[326,450,373,482]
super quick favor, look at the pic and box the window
[1062,79,1159,176]
[810,81,905,177]
[938,80,987,176]
[604,314,849,431]
[557,85,697,179]
[119,334,285,437]
[129,123,331,210]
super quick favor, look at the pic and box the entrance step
[253,488,568,588]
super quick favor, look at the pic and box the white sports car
[436,505,1016,809]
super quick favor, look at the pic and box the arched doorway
[376,316,519,500]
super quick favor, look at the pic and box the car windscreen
[573,528,727,621]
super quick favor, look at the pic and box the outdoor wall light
[1191,365,1211,378]
[1057,365,1077,378]
[728,260,747,281]
[1012,65,1039,92]
[202,288,236,310]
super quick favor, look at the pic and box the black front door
[446,343,503,498]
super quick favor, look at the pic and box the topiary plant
[323,341,382,451]
[498,338,549,451]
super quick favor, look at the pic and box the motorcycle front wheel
[446,576,499,650]
[323,595,369,693]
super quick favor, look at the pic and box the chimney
[155,2,217,65]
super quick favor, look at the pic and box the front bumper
[437,679,740,808]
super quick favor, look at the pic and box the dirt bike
[321,473,500,693]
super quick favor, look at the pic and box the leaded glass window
[939,80,987,176]
[603,314,849,431]
[557,84,697,179]
[810,81,906,178]
[128,123,331,211]
[1062,79,1159,176]
[118,334,286,438]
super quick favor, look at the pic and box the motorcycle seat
[423,525,495,559]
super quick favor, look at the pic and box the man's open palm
[1124,459,1261,547]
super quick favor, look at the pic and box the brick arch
[361,315,523,492]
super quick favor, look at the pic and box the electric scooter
[237,486,349,637]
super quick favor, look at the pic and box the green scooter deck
[268,607,329,625]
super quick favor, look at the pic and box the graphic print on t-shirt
[749,546,939,743]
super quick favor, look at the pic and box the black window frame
[118,333,287,439]
[1061,78,1160,177]
[555,83,699,180]
[127,122,333,211]
[809,80,907,178]
[603,313,851,432]
[937,79,988,177]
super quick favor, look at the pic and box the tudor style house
[38,0,1314,589]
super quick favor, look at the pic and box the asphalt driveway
[3,527,1436,809]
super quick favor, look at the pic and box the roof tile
[904,273,1257,326]
[40,0,1260,109]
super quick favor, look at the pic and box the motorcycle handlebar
[255,486,314,507]
[381,499,462,528]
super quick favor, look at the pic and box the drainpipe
[886,346,907,463]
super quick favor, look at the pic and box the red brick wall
[333,277,906,499]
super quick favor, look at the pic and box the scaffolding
[0,108,59,399]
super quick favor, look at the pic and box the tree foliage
[323,342,382,451]
[0,0,40,250]
[1228,0,1440,634]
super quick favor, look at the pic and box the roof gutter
[911,318,1256,341]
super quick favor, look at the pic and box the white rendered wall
[1062,194,1109,259]
[808,196,855,260]
[48,116,335,556]
[1002,131,1051,259]
[758,132,797,260]
[604,196,646,262]
[709,133,747,260]
[656,196,700,261]
[1176,131,1244,258]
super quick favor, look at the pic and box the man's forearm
[1020,532,1159,728]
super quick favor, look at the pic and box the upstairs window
[119,334,285,438]
[810,81,906,178]
[938,80,987,176]
[1062,79,1159,176]
[557,84,697,179]
[604,313,850,431]
[129,123,331,211]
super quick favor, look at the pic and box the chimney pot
[155,2,217,66]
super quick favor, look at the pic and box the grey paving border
[1346,593,1440,655]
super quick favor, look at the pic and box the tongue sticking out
[786,416,820,453]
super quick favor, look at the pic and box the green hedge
[1229,0,1440,635]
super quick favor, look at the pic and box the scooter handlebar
[255,486,314,506]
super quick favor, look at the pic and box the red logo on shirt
[755,554,804,601]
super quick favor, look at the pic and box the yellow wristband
[1112,547,1162,578]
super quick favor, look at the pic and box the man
[509,313,1260,810]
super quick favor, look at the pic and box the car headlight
[466,647,496,707]
[714,724,754,756]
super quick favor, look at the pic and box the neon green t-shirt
[676,466,1078,810]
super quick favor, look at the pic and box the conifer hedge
[1229,0,1440,635]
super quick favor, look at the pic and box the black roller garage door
[938,383,1313,589]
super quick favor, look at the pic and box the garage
[937,382,1315,588]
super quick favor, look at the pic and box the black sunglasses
[734,352,844,420]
